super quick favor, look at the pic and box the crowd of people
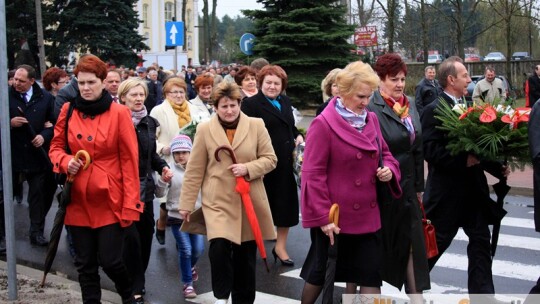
[1,54,538,304]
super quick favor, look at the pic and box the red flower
[501,107,531,129]
[479,105,497,123]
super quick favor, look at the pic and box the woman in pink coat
[300,61,402,303]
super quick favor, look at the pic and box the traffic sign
[165,21,184,47]
[239,33,255,56]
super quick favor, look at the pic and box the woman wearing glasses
[150,77,207,246]
[42,67,70,97]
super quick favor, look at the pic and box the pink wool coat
[301,99,402,234]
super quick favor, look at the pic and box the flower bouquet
[179,113,211,140]
[434,99,530,169]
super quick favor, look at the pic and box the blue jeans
[171,224,204,284]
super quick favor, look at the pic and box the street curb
[504,187,533,200]
[0,260,120,303]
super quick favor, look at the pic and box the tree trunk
[209,0,217,62]
[202,0,209,64]
[182,0,187,51]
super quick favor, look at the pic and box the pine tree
[244,0,356,107]
[44,0,148,68]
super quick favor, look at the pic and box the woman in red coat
[49,54,142,304]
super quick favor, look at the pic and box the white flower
[495,104,514,115]
[452,104,467,115]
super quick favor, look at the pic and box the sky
[199,1,263,19]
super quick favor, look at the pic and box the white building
[135,0,200,70]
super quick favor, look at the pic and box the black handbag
[55,102,75,186]
[139,120,153,202]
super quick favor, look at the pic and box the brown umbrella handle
[329,203,339,226]
[214,145,238,164]
[67,150,91,182]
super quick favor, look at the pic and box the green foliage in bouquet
[179,120,199,141]
[434,98,530,169]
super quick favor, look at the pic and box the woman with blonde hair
[300,61,402,302]
[317,68,342,116]
[118,78,171,303]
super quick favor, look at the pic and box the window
[144,32,150,47]
[164,2,174,22]
[143,4,149,28]
[186,9,192,29]
[187,36,192,51]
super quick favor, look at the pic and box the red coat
[50,102,142,228]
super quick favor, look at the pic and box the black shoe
[272,247,294,266]
[0,237,6,255]
[30,235,49,246]
[155,220,165,245]
[14,195,22,204]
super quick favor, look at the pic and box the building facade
[135,0,200,67]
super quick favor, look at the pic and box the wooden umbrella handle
[329,203,339,226]
[67,150,91,182]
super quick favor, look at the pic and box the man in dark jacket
[421,57,508,302]
[184,65,197,100]
[526,65,540,107]
[9,64,57,246]
[526,100,540,303]
[415,65,440,116]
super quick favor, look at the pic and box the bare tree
[182,0,187,51]
[355,0,377,26]
[487,0,533,82]
[202,0,209,64]
[376,0,399,52]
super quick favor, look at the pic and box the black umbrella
[491,177,510,257]
[40,150,91,287]
[322,203,340,304]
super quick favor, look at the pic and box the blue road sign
[239,33,255,56]
[165,21,184,47]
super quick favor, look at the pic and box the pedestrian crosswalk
[188,215,538,303]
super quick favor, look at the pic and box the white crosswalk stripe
[188,215,538,303]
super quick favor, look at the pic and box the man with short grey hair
[472,66,504,103]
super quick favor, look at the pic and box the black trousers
[123,200,154,295]
[428,212,494,294]
[209,238,256,304]
[16,170,56,236]
[70,223,133,304]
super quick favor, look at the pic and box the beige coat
[179,112,278,244]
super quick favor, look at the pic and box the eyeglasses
[167,91,185,96]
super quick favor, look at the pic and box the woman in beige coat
[180,81,277,304]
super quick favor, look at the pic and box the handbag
[139,121,153,202]
[418,197,439,259]
[55,102,76,186]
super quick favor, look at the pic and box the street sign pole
[166,20,184,72]
[0,0,19,300]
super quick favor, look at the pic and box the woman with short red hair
[42,67,69,96]
[190,73,215,117]
[367,53,430,303]
[49,54,142,304]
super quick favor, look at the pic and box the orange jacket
[50,102,143,228]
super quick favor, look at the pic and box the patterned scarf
[168,99,191,128]
[335,97,367,132]
[131,106,148,126]
[379,90,415,144]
